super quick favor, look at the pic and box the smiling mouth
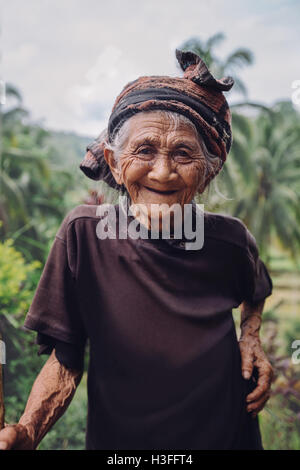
[144,186,178,195]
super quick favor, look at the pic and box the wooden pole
[0,331,4,430]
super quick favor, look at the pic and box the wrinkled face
[104,112,208,229]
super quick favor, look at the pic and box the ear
[103,147,122,185]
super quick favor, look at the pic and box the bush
[0,235,87,449]
[0,236,44,423]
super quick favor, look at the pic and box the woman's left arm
[238,299,274,418]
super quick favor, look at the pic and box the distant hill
[45,130,94,168]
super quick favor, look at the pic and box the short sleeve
[24,232,87,351]
[36,333,85,370]
[242,229,273,304]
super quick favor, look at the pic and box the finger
[239,345,254,380]
[0,426,18,450]
[246,366,272,402]
[251,396,270,418]
[246,381,270,403]
[247,392,271,414]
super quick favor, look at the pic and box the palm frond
[224,49,254,70]
[206,32,226,50]
[4,84,22,103]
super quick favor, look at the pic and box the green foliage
[3,329,46,424]
[284,319,300,356]
[260,398,300,450]
[0,236,41,328]
[0,85,88,262]
[256,300,300,450]
[0,235,44,423]
[201,102,300,267]
[0,233,87,449]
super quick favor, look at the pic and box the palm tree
[179,32,254,97]
[226,103,300,265]
[0,84,76,260]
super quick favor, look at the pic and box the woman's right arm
[0,349,83,450]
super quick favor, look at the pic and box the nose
[147,155,177,184]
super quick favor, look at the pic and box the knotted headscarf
[79,50,234,191]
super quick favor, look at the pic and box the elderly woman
[0,50,273,451]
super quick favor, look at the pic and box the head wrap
[79,50,234,191]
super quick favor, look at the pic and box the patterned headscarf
[79,50,234,191]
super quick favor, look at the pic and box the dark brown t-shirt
[24,201,272,450]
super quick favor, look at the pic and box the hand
[0,423,34,450]
[239,334,273,418]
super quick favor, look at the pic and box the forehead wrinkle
[128,133,161,147]
[129,128,199,145]
[167,138,199,150]
[126,114,202,152]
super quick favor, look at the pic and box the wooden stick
[0,331,5,430]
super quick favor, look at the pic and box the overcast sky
[1,0,299,136]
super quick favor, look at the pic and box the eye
[139,147,152,154]
[135,146,155,159]
[176,149,189,156]
[173,148,193,162]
